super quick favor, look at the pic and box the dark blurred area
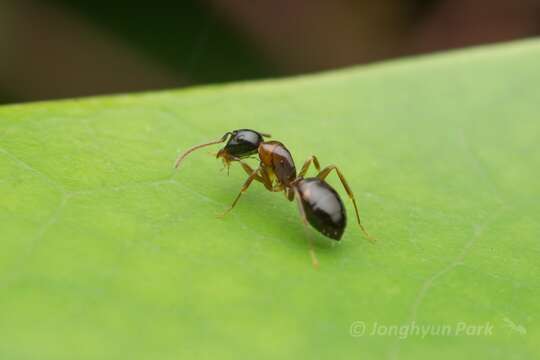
[1,0,539,104]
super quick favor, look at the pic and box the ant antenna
[174,132,231,169]
[259,132,272,138]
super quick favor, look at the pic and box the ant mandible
[174,129,374,267]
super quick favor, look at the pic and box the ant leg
[294,188,320,268]
[298,155,322,178]
[219,166,274,217]
[258,166,275,191]
[237,160,275,192]
[237,160,266,184]
[218,170,259,218]
[317,165,375,243]
[286,187,295,201]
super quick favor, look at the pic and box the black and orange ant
[174,129,374,266]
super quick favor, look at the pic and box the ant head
[175,129,270,169]
[217,129,269,162]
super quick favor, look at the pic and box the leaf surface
[1,39,539,359]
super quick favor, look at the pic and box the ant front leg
[236,159,272,191]
[298,155,322,178]
[218,171,259,218]
[219,167,273,218]
[317,165,375,243]
[293,188,320,268]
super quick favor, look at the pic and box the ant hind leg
[293,188,320,268]
[317,165,375,243]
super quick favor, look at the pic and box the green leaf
[1,39,539,359]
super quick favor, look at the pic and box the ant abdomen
[296,178,346,240]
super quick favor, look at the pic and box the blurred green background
[1,0,539,104]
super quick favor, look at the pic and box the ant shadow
[218,180,348,256]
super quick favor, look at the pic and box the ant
[174,129,374,267]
